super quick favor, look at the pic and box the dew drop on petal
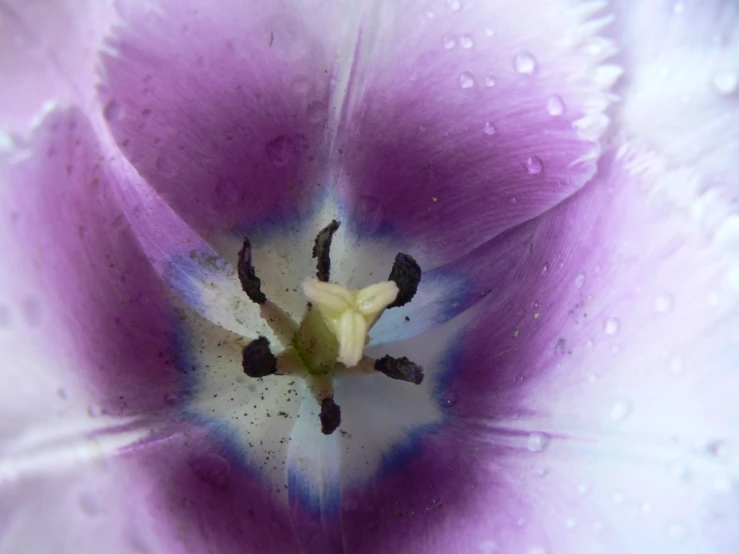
[306,100,328,123]
[527,432,550,452]
[483,121,497,135]
[525,155,543,175]
[669,354,684,374]
[484,75,497,88]
[483,27,494,37]
[460,34,474,49]
[513,51,537,75]
[546,95,565,116]
[712,71,738,95]
[459,71,475,89]
[665,520,687,540]
[640,500,653,514]
[528,546,546,554]
[609,400,632,422]
[574,273,586,288]
[87,404,103,418]
[443,35,456,50]
[447,0,462,12]
[565,518,577,530]
[654,293,674,313]
[103,100,124,122]
[190,453,232,489]
[0,304,11,328]
[577,483,590,495]
[612,491,625,503]
[604,317,620,335]
[21,297,42,326]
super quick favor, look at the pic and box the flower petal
[335,0,618,267]
[99,0,350,243]
[0,0,117,134]
[343,145,739,552]
[614,0,739,186]
[0,107,180,423]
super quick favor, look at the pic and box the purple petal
[0,0,117,133]
[343,145,739,552]
[127,424,300,554]
[1,107,180,419]
[613,0,739,187]
[99,0,345,243]
[335,0,618,266]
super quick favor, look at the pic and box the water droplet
[513,51,537,75]
[546,95,565,116]
[609,400,632,422]
[417,124,428,133]
[103,100,124,122]
[525,155,543,175]
[516,518,526,527]
[78,493,102,516]
[306,101,328,123]
[164,392,178,406]
[87,404,103,418]
[460,35,474,49]
[577,483,590,495]
[447,0,462,12]
[565,517,577,529]
[0,304,11,328]
[640,500,653,514]
[527,432,550,452]
[528,546,546,554]
[265,135,297,166]
[483,27,494,37]
[612,491,625,503]
[712,71,738,95]
[443,35,456,50]
[292,75,313,95]
[654,293,673,313]
[484,75,497,88]
[510,197,517,204]
[483,121,496,135]
[21,297,42,326]
[669,354,684,374]
[540,263,549,275]
[190,453,231,489]
[459,72,475,89]
[439,391,458,407]
[574,273,586,288]
[604,318,620,335]
[672,1,685,15]
[665,520,687,540]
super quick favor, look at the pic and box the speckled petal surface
[340,146,739,553]
[334,0,618,267]
[100,0,350,244]
[0,107,180,428]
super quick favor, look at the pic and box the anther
[237,238,267,304]
[374,355,424,384]
[312,219,340,282]
[242,336,278,378]
[387,253,421,308]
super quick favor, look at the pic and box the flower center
[236,220,423,434]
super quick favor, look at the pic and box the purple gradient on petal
[335,1,612,267]
[5,108,181,416]
[127,424,300,554]
[100,0,337,243]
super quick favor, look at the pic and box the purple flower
[1,0,738,553]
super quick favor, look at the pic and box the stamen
[312,219,340,282]
[387,253,422,308]
[242,336,278,377]
[319,397,341,435]
[374,355,424,384]
[301,277,399,367]
[237,238,267,304]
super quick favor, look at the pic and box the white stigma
[301,277,399,367]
